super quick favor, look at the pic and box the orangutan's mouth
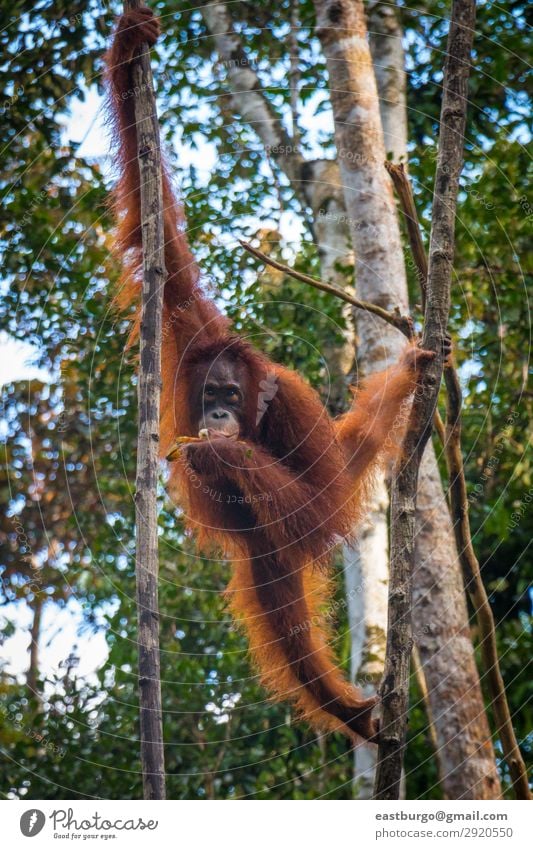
[199,426,239,440]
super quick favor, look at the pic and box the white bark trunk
[348,0,408,791]
[314,0,409,795]
[343,478,388,797]
[368,1,408,163]
[301,158,355,411]
[314,0,500,799]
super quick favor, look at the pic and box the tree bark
[314,0,408,798]
[413,451,501,798]
[374,0,481,799]
[368,1,408,163]
[345,0,408,793]
[375,13,500,798]
[27,595,43,699]
[314,0,408,357]
[124,0,166,801]
[344,480,388,797]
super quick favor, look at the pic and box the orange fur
[105,8,423,744]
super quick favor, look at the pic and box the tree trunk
[368,1,408,163]
[125,0,167,801]
[375,0,480,797]
[314,0,500,799]
[300,158,355,413]
[27,595,43,699]
[343,479,388,797]
[414,450,501,798]
[345,2,411,795]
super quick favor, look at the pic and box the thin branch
[385,116,530,802]
[385,161,428,310]
[239,240,414,339]
[386,162,451,444]
[374,0,477,800]
[241,239,450,447]
[124,0,166,801]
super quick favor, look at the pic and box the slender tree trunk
[27,596,43,699]
[344,480,389,797]
[349,0,408,793]
[125,0,166,801]
[314,0,409,798]
[368,1,408,163]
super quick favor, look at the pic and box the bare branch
[239,239,414,339]
[385,161,429,310]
